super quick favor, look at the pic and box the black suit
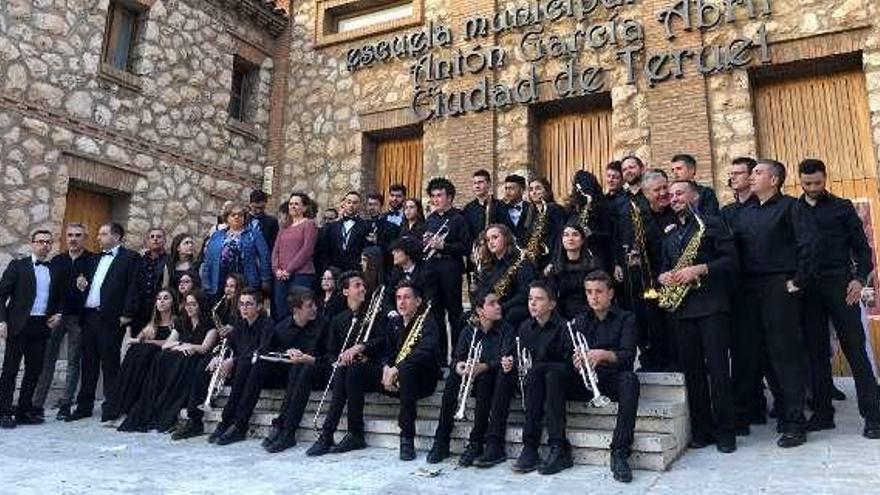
[0,256,62,416]
[318,216,369,272]
[75,246,140,415]
[500,201,531,247]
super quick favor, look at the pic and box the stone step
[197,411,680,471]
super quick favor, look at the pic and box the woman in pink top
[271,192,318,321]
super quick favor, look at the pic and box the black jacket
[229,313,273,364]
[499,200,531,246]
[364,310,441,368]
[424,208,471,263]
[50,250,94,317]
[251,213,280,253]
[385,263,434,308]
[696,185,720,217]
[0,257,63,336]
[463,197,505,240]
[318,216,369,272]
[547,253,602,320]
[661,214,737,319]
[475,251,535,327]
[569,306,638,371]
[86,246,140,321]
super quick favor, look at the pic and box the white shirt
[30,255,51,316]
[385,209,404,226]
[508,201,525,227]
[85,245,119,309]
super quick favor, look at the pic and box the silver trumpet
[454,331,483,421]
[251,351,296,365]
[423,219,450,260]
[516,336,532,412]
[312,316,358,431]
[566,321,611,408]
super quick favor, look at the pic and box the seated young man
[215,287,328,447]
[507,280,574,475]
[307,281,441,461]
[206,289,275,444]
[427,291,511,466]
[385,236,433,311]
[570,270,640,483]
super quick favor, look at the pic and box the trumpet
[251,350,296,365]
[516,336,532,411]
[423,219,450,260]
[313,316,358,431]
[566,321,611,408]
[454,329,483,421]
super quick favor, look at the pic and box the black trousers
[76,311,125,413]
[673,314,735,442]
[0,317,49,415]
[568,367,640,456]
[741,275,809,433]
[428,258,463,362]
[184,354,215,422]
[276,363,331,431]
[434,367,498,444]
[621,267,674,371]
[222,359,287,428]
[522,362,572,447]
[803,275,880,423]
[485,371,517,445]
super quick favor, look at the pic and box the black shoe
[400,437,417,461]
[511,445,539,473]
[66,408,92,422]
[458,442,483,467]
[265,430,297,453]
[16,411,45,425]
[688,437,714,449]
[610,451,633,483]
[831,386,847,401]
[261,425,282,449]
[426,440,450,464]
[32,408,45,420]
[0,415,16,429]
[306,435,335,457]
[330,433,366,454]
[777,431,807,448]
[473,442,506,468]
[735,424,750,437]
[864,421,880,439]
[538,443,573,475]
[216,425,247,446]
[805,416,835,432]
[100,412,119,423]
[208,423,230,444]
[171,420,204,441]
[56,405,71,422]
[716,437,737,454]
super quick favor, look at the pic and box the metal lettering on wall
[343,0,773,121]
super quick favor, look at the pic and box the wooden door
[538,108,613,201]
[375,136,423,202]
[62,185,113,252]
[754,68,880,375]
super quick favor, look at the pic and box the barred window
[228,56,258,123]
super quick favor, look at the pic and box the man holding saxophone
[659,180,738,454]
[426,291,511,466]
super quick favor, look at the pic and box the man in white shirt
[0,230,62,427]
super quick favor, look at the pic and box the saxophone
[658,211,706,312]
[629,201,660,300]
[574,183,593,236]
[491,248,526,300]
[524,200,549,260]
[394,301,433,368]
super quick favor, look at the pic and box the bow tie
[511,204,522,211]
[342,216,357,222]
[101,251,114,256]
[34,260,48,267]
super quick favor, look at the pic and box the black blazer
[318,217,369,272]
[500,201,532,246]
[0,257,63,336]
[86,246,140,321]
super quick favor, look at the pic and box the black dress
[120,319,214,432]
[317,292,344,322]
[547,253,602,320]
[105,324,174,419]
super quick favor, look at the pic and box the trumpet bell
[590,395,611,408]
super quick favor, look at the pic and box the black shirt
[453,319,512,372]
[425,208,471,262]
[267,316,327,359]
[730,193,820,287]
[547,253,602,320]
[504,313,570,365]
[50,250,94,316]
[463,197,505,240]
[364,311,441,368]
[250,213,280,253]
[323,307,364,365]
[696,185,720,217]
[135,251,167,321]
[475,251,535,317]
[661,213,737,319]
[229,314,273,364]
[570,306,637,371]
[799,192,873,282]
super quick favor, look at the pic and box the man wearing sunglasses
[33,223,94,421]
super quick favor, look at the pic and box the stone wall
[0,0,284,266]
[278,0,880,210]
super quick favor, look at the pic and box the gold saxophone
[629,201,660,300]
[491,248,526,300]
[394,301,433,368]
[524,200,549,260]
[575,183,593,236]
[658,211,705,312]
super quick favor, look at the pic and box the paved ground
[0,379,878,494]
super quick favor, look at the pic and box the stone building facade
[0,0,288,265]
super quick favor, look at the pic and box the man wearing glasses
[0,230,63,428]
[131,228,168,332]
[33,223,94,421]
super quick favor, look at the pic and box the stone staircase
[198,372,690,471]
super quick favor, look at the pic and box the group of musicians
[1,155,879,484]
